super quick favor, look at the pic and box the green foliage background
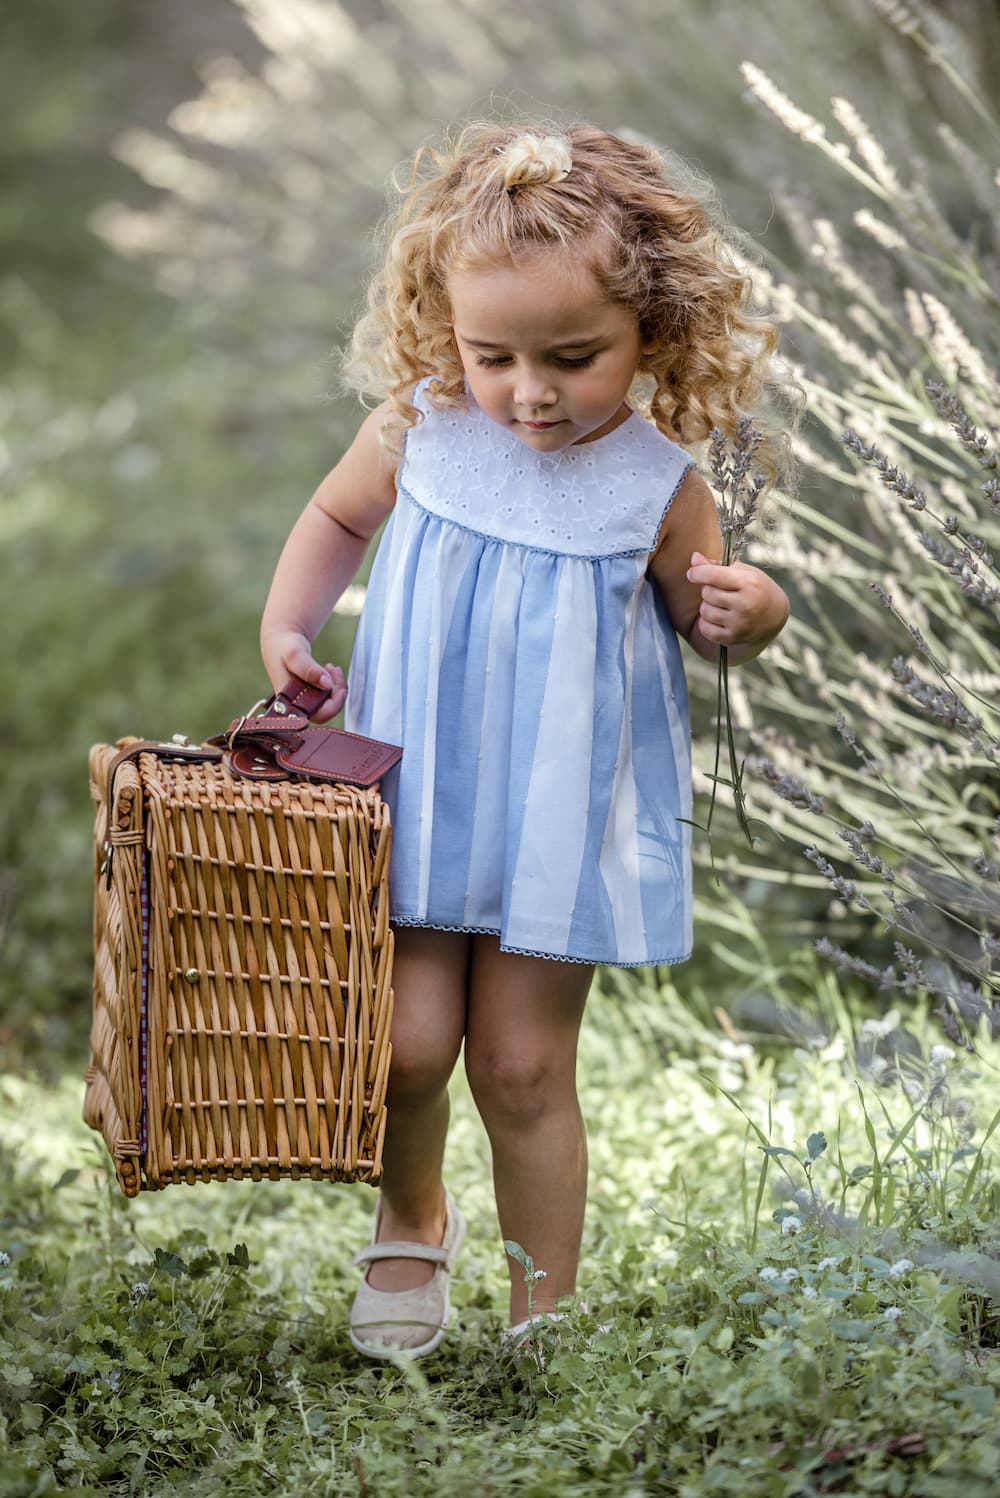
[5,0,997,1069]
[2,3,1000,1492]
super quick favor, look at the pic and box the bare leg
[364,925,470,1293]
[464,935,594,1324]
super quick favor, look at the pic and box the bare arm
[646,467,788,667]
[260,402,400,719]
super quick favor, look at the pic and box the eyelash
[474,354,597,370]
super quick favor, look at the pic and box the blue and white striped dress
[343,377,696,967]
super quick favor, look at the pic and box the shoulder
[648,463,715,554]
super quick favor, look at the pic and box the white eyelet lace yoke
[399,377,695,558]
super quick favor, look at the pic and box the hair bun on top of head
[497,133,573,190]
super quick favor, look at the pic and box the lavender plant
[80,0,1000,1047]
[730,21,1000,1048]
[699,419,769,856]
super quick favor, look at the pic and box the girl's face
[448,247,653,452]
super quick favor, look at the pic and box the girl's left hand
[686,550,789,646]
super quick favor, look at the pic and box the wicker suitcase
[84,691,400,1197]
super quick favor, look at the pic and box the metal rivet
[184,968,200,984]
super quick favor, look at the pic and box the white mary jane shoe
[348,1193,466,1360]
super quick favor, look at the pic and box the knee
[465,1044,576,1130]
[387,1029,459,1108]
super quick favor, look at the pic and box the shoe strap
[352,1241,450,1269]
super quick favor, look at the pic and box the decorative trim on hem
[391,914,499,937]
[389,914,693,970]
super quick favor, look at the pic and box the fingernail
[318,672,332,689]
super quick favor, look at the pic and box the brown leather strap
[98,675,403,887]
[267,677,332,720]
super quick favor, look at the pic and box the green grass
[3,968,999,1496]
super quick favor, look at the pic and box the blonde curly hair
[341,118,797,491]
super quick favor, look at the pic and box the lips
[522,420,561,429]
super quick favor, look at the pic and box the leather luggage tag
[206,676,403,788]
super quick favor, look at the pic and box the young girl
[260,121,791,1360]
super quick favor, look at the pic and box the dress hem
[389,913,692,969]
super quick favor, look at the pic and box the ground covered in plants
[3,970,999,1496]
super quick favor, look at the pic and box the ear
[638,322,660,358]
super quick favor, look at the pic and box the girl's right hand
[264,631,348,723]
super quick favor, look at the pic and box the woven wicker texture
[84,740,394,1197]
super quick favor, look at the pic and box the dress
[343,377,696,967]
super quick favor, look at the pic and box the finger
[311,686,347,723]
[699,587,735,609]
[281,645,330,690]
[311,668,348,721]
[323,665,348,708]
[690,565,738,590]
[697,616,724,640]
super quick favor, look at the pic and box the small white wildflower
[917,1169,941,1185]
[861,1010,900,1039]
[816,1256,839,1272]
[883,1306,904,1321]
[889,1259,914,1278]
[758,1266,779,1281]
[902,1079,925,1103]
[781,1268,800,1282]
[532,1269,548,1280]
[0,1252,10,1267]
[718,1038,754,1060]
[129,1281,150,1303]
[802,1285,818,1299]
[930,1045,955,1066]
[780,1215,802,1235]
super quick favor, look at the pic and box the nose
[513,368,558,412]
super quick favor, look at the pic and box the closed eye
[475,354,597,370]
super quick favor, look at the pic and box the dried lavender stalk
[702,421,771,856]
